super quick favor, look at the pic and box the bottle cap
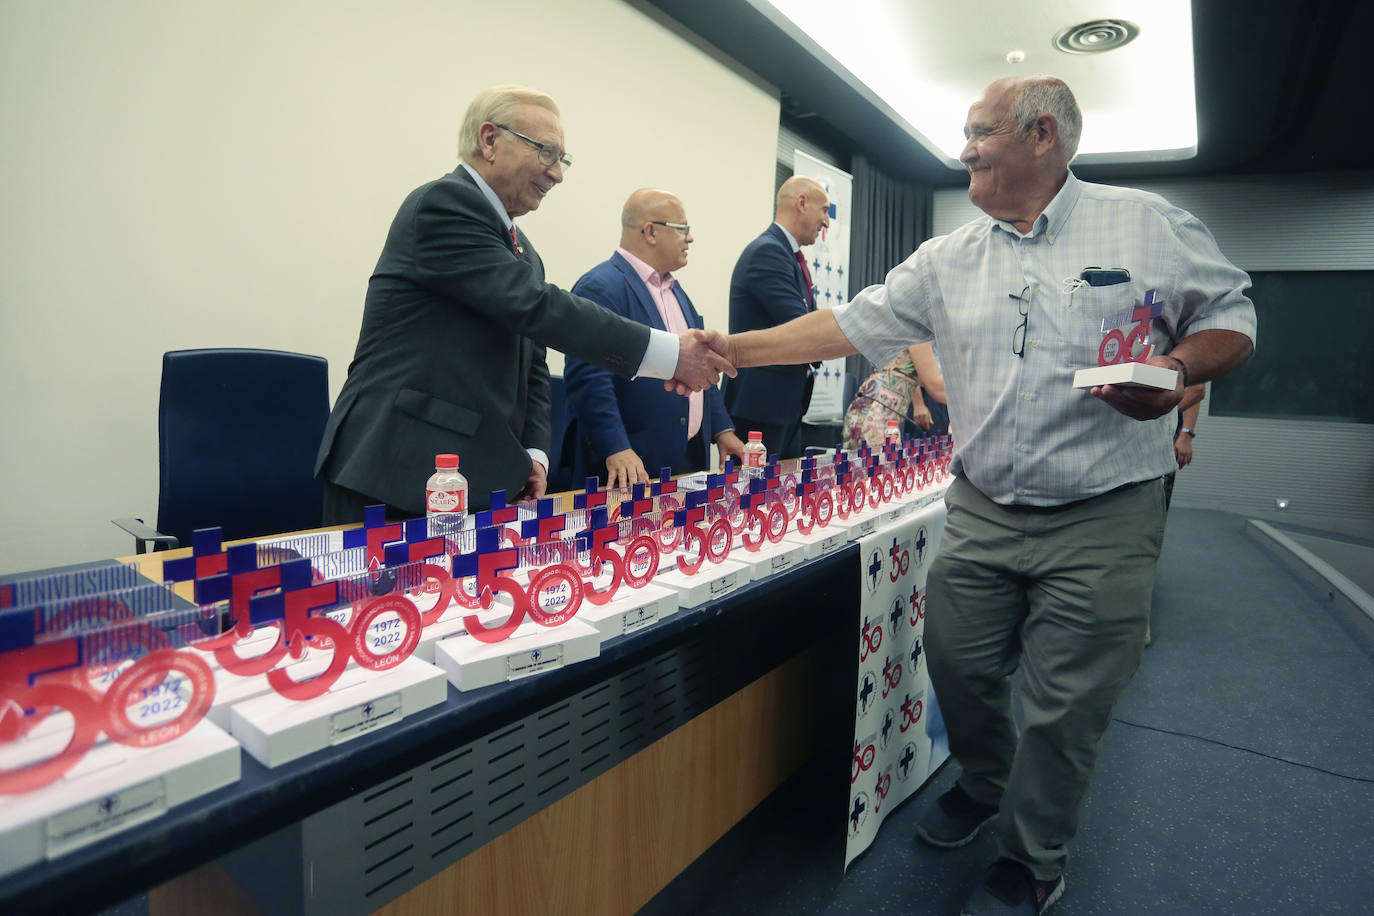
[748,431,763,441]
[886,420,899,427]
[435,453,460,469]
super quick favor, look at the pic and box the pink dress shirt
[616,248,702,439]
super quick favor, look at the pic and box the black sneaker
[960,858,1065,916]
[915,782,998,848]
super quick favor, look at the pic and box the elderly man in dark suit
[315,85,734,521]
[722,176,831,460]
[565,189,747,487]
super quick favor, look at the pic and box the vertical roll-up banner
[845,501,951,869]
[794,150,851,424]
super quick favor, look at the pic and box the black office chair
[545,374,577,494]
[114,348,330,552]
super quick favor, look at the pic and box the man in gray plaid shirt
[722,75,1256,915]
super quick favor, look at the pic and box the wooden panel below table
[151,645,822,916]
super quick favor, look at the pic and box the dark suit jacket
[564,252,733,482]
[315,166,650,514]
[722,223,815,422]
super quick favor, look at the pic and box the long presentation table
[2,525,872,915]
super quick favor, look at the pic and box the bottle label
[745,450,766,468]
[427,488,466,514]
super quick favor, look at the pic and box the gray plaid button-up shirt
[834,173,1257,506]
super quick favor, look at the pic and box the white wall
[933,173,1374,538]
[0,0,780,574]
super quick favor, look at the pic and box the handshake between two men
[665,327,737,396]
[666,310,859,396]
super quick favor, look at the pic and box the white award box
[839,506,883,542]
[412,589,524,663]
[192,640,337,731]
[414,606,471,663]
[1072,362,1177,389]
[653,556,749,608]
[432,617,601,691]
[228,656,447,768]
[875,501,910,528]
[783,522,851,559]
[0,719,240,877]
[574,581,679,642]
[735,537,810,581]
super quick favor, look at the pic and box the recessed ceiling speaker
[1052,19,1140,54]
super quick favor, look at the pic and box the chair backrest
[157,348,329,545]
[545,374,576,494]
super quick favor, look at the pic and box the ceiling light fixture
[1053,19,1141,55]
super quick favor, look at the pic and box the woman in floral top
[843,342,946,450]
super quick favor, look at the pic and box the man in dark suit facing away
[722,176,831,460]
[565,189,747,488]
[315,85,734,521]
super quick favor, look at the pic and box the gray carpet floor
[641,508,1374,915]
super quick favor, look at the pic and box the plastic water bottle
[426,454,468,528]
[884,419,902,447]
[743,431,767,478]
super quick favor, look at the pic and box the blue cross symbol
[911,639,923,667]
[915,528,928,563]
[99,797,118,816]
[838,265,844,278]
[850,795,866,827]
[899,744,915,775]
[363,703,375,717]
[890,599,903,632]
[531,649,542,662]
[882,710,894,742]
[825,261,833,274]
[812,256,821,272]
[867,552,883,586]
[859,674,876,706]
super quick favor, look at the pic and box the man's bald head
[775,176,830,246]
[619,188,692,275]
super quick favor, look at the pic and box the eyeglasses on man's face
[495,124,572,169]
[649,220,691,236]
[1010,286,1030,358]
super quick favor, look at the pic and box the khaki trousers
[926,475,1167,879]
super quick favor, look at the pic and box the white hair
[457,85,560,161]
[1010,76,1082,161]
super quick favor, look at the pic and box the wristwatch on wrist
[1180,427,1195,438]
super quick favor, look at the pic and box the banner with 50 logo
[845,501,949,868]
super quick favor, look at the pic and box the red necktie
[797,250,821,368]
[509,225,521,255]
[795,250,814,307]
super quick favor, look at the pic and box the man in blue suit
[722,176,831,459]
[566,189,747,488]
